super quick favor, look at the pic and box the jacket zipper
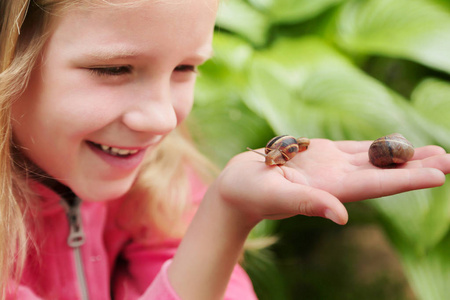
[62,196,90,300]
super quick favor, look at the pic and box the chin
[74,180,134,202]
[78,189,128,202]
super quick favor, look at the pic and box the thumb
[255,179,349,224]
[292,185,349,225]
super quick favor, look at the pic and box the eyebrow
[80,44,214,63]
[82,47,141,61]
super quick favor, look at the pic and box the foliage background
[188,0,450,299]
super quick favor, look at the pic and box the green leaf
[369,180,450,300]
[248,0,344,24]
[412,78,450,131]
[188,99,273,167]
[399,232,450,300]
[369,181,450,253]
[429,0,450,12]
[243,246,289,300]
[215,0,271,46]
[334,0,450,73]
[408,78,450,150]
[191,33,274,166]
[244,36,433,144]
[195,33,253,106]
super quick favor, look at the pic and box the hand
[215,139,450,225]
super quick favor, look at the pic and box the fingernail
[324,209,341,225]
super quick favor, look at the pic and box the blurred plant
[188,0,450,299]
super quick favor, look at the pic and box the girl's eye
[89,65,132,76]
[174,64,197,73]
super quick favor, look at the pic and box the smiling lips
[89,141,141,157]
[87,140,149,170]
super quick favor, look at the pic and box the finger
[334,140,373,154]
[412,145,447,160]
[341,168,445,202]
[262,179,349,225]
[219,162,349,225]
[407,153,450,174]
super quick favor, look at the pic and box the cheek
[13,70,112,138]
[42,87,124,139]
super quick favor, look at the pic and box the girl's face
[12,0,217,201]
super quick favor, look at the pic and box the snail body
[368,133,414,168]
[248,135,310,166]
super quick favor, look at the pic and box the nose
[121,82,178,135]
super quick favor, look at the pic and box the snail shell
[264,135,310,166]
[368,133,414,168]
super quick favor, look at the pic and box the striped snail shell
[368,133,414,168]
[247,135,310,166]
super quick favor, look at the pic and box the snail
[247,135,310,166]
[368,133,414,168]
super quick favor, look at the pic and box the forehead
[47,0,217,59]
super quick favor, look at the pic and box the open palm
[217,139,450,225]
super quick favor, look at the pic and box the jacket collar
[29,179,79,215]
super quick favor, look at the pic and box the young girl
[2,0,450,299]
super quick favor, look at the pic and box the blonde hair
[0,0,216,297]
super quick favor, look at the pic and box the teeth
[96,143,138,156]
[109,147,120,155]
[118,148,138,155]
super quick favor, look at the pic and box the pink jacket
[8,178,258,299]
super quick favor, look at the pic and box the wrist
[167,180,257,300]
[208,179,262,231]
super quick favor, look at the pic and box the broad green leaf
[215,0,271,46]
[412,78,450,131]
[195,33,253,106]
[243,246,289,300]
[334,0,450,73]
[369,180,450,300]
[369,178,450,300]
[399,232,450,300]
[248,0,344,24]
[189,98,273,167]
[429,0,450,12]
[369,181,450,253]
[410,78,450,150]
[244,36,433,145]
[191,33,274,166]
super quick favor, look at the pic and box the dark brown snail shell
[368,133,414,168]
[264,135,310,166]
